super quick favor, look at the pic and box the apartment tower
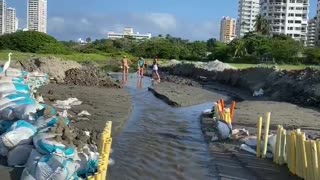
[316,0,320,46]
[237,0,260,37]
[27,0,47,33]
[307,17,316,47]
[0,0,6,35]
[5,7,17,34]
[260,0,309,45]
[220,16,237,43]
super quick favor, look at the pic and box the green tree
[232,39,247,57]
[0,31,68,54]
[254,14,271,35]
[206,38,217,51]
[209,42,232,62]
[270,38,302,63]
[86,37,92,43]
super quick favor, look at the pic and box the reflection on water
[108,74,218,180]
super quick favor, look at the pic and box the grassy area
[229,63,311,70]
[0,51,317,71]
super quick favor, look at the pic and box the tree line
[0,22,320,64]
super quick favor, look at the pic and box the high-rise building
[307,17,316,47]
[0,0,6,35]
[220,16,237,43]
[260,0,309,46]
[27,0,47,33]
[316,0,320,46]
[236,0,260,37]
[5,7,17,34]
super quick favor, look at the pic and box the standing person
[121,56,129,75]
[152,56,161,82]
[137,57,145,78]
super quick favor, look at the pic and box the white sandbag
[33,129,75,157]
[0,93,31,106]
[268,134,277,154]
[0,77,25,84]
[0,97,36,111]
[76,146,99,176]
[0,82,30,94]
[0,108,15,120]
[202,109,212,115]
[0,138,9,156]
[7,145,33,167]
[3,67,28,77]
[1,120,37,149]
[24,149,44,176]
[35,154,78,180]
[35,116,70,129]
[20,168,36,180]
[13,103,45,121]
[216,120,232,140]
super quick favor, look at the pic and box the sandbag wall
[0,67,106,180]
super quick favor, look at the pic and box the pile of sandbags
[0,67,100,180]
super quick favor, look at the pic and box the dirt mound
[164,63,320,108]
[64,65,122,88]
[14,56,82,83]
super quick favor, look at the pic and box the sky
[7,0,319,41]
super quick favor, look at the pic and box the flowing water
[108,74,221,180]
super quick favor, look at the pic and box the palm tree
[254,14,271,35]
[233,40,247,57]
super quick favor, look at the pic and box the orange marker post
[230,101,236,121]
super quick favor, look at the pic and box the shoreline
[38,83,133,139]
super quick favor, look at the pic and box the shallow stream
[108,74,219,180]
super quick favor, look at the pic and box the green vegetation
[0,28,320,70]
[0,31,68,54]
[0,50,110,62]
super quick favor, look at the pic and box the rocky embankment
[161,60,320,108]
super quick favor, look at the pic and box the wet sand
[38,84,132,137]
[148,82,228,107]
[151,79,320,137]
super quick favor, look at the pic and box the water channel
[108,74,220,180]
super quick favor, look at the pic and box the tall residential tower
[237,0,260,37]
[27,0,47,33]
[307,17,316,47]
[220,16,237,43]
[0,0,6,35]
[5,7,17,34]
[260,0,309,45]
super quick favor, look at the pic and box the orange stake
[230,101,236,121]
[220,99,225,112]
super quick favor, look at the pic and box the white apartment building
[220,16,237,43]
[107,27,152,40]
[5,7,17,34]
[237,0,260,37]
[0,0,6,35]
[260,0,309,45]
[307,17,316,47]
[316,0,320,46]
[27,0,47,33]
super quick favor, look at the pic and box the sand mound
[14,56,82,83]
[64,64,122,88]
[204,60,235,71]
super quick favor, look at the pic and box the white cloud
[145,13,177,31]
[47,12,219,41]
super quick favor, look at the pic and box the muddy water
[108,74,223,180]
